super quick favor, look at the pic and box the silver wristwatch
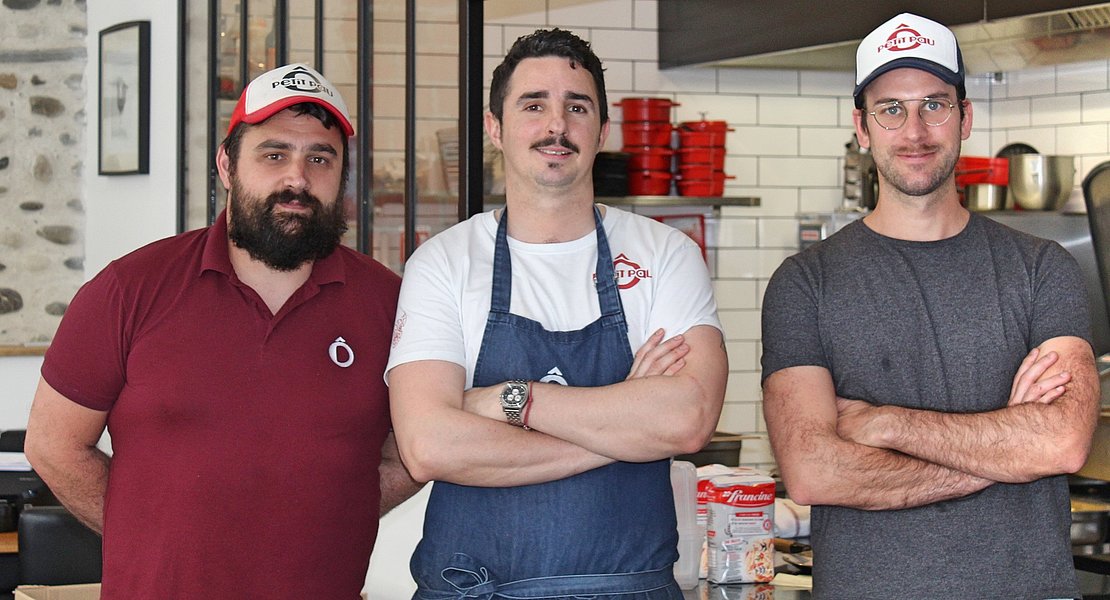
[499,379,531,428]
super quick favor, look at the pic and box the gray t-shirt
[761,213,1091,600]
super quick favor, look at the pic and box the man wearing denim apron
[386,29,728,599]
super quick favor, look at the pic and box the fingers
[627,328,666,379]
[1012,371,1072,406]
[1009,348,1071,406]
[1008,348,1059,406]
[626,329,689,380]
[1010,348,1054,396]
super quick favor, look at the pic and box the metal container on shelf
[1009,154,1075,210]
[964,183,1008,211]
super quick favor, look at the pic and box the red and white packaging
[695,464,738,578]
[705,470,776,584]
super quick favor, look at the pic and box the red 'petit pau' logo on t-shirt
[613,253,651,290]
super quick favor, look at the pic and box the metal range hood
[659,2,1110,76]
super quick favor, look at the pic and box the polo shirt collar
[200,208,346,286]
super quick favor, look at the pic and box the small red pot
[677,179,722,197]
[955,156,1009,186]
[622,146,674,171]
[677,128,727,148]
[677,163,722,180]
[621,122,674,147]
[676,172,734,197]
[675,146,726,170]
[628,170,673,196]
[678,120,732,133]
[613,97,680,122]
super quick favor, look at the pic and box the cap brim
[240,95,354,137]
[853,57,964,108]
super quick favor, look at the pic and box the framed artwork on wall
[98,20,151,175]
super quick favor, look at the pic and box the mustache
[894,144,941,155]
[531,135,580,154]
[265,189,322,211]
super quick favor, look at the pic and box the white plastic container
[670,460,699,589]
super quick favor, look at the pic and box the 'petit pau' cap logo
[853,13,965,109]
[227,63,353,136]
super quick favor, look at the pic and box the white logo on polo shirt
[329,337,354,368]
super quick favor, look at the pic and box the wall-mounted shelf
[482,195,760,208]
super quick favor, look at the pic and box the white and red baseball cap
[227,63,353,136]
[853,13,965,109]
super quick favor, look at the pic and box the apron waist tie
[425,553,675,600]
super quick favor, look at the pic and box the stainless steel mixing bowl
[1008,154,1075,210]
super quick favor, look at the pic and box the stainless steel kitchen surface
[987,212,1110,360]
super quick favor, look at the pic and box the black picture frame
[98,20,151,175]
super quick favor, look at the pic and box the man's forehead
[508,56,597,100]
[868,66,953,95]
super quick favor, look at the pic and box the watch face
[501,383,528,409]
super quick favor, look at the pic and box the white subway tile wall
[478,0,1110,471]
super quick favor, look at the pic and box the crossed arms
[388,325,728,487]
[762,335,1099,510]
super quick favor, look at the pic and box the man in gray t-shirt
[760,13,1100,600]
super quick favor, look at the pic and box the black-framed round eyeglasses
[867,98,957,130]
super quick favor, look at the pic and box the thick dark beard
[227,179,348,271]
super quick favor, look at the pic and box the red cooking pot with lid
[621,122,674,147]
[678,129,727,148]
[675,146,726,169]
[677,163,724,180]
[679,120,732,133]
[676,173,734,197]
[628,169,673,196]
[622,146,674,171]
[613,97,680,122]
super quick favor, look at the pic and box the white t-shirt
[386,205,722,388]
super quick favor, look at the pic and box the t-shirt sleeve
[384,241,467,384]
[40,267,127,412]
[1030,241,1092,348]
[760,255,827,384]
[648,230,723,338]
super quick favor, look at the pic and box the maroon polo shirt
[42,211,400,599]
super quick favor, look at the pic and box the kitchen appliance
[843,135,877,211]
[798,210,866,249]
[988,212,1110,357]
[592,152,630,197]
[1069,474,1110,586]
[1009,154,1076,210]
[1083,160,1110,336]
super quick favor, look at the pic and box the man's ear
[216,145,233,190]
[484,111,503,151]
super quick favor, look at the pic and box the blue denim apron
[411,207,680,600]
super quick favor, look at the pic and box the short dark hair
[222,102,350,198]
[488,28,608,125]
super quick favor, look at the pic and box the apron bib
[411,207,679,600]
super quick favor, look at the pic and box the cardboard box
[14,583,101,600]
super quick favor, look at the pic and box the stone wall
[0,0,87,347]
